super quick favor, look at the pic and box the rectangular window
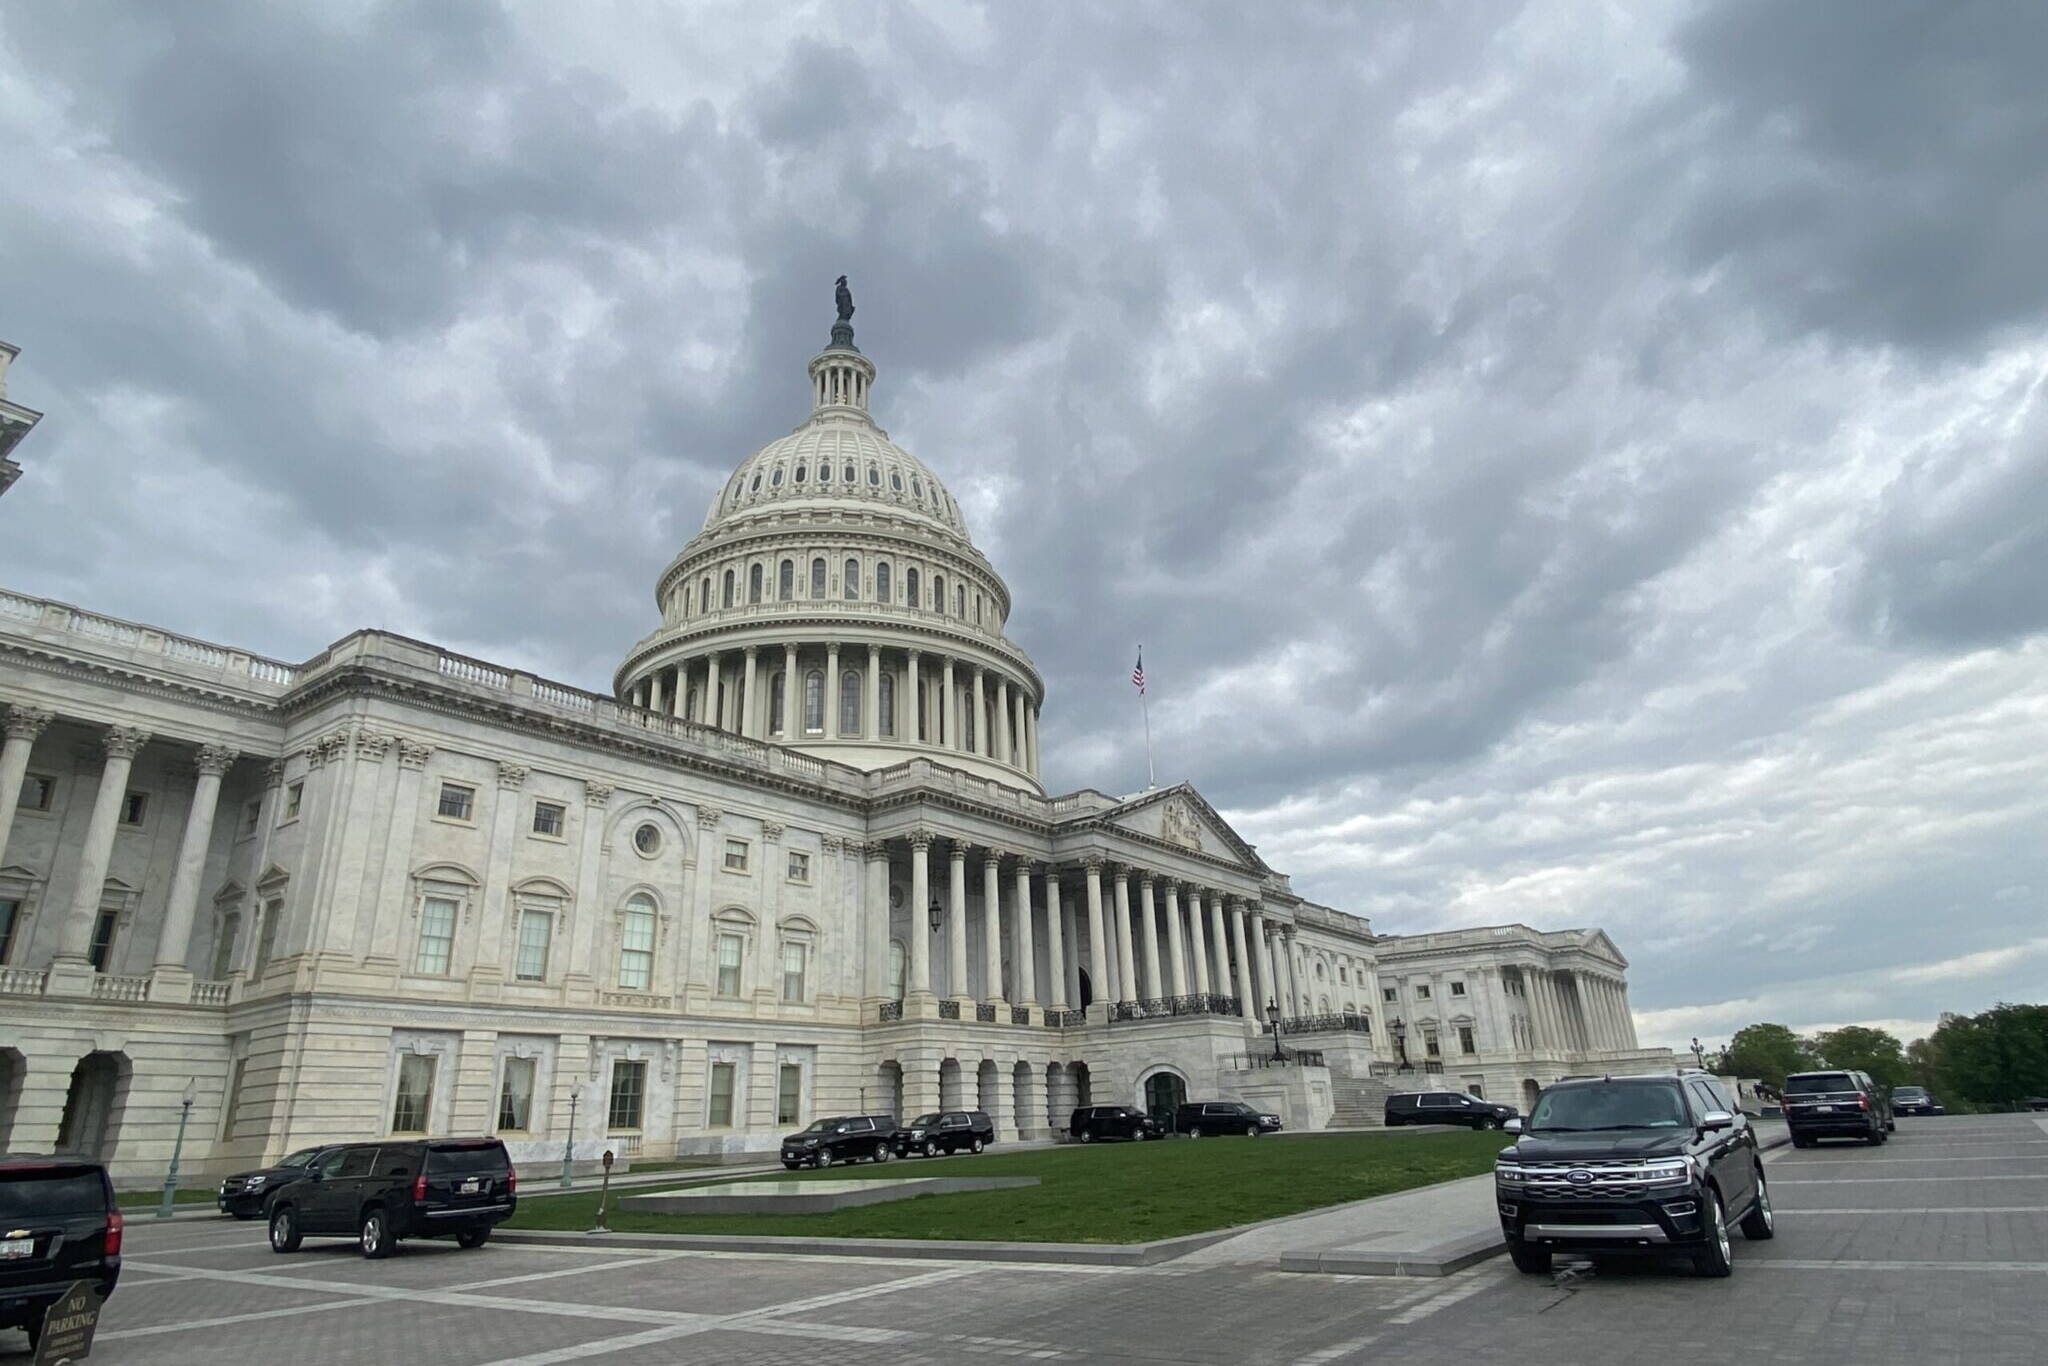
[531,801,565,837]
[283,782,303,821]
[497,1056,535,1131]
[241,799,261,836]
[514,909,552,981]
[0,898,19,962]
[781,941,807,1003]
[209,914,241,978]
[391,1054,436,1133]
[414,896,458,975]
[723,838,748,872]
[1383,987,1397,1003]
[437,782,475,820]
[777,1064,802,1126]
[253,901,283,975]
[1450,981,1466,997]
[618,907,655,990]
[221,1057,248,1139]
[786,851,810,883]
[708,1062,736,1127]
[20,773,54,812]
[1459,1025,1476,1055]
[87,909,119,972]
[120,791,148,825]
[608,1060,646,1130]
[1424,1032,1441,1058]
[1415,985,1431,1000]
[715,932,745,998]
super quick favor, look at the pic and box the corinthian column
[56,726,151,965]
[947,840,970,1003]
[154,744,240,978]
[908,832,933,998]
[1111,867,1138,1004]
[0,706,53,873]
[1042,865,1066,1010]
[1185,887,1211,995]
[1163,882,1189,997]
[1230,900,1257,1020]
[981,850,1005,1004]
[1013,858,1037,1007]
[1082,856,1108,1011]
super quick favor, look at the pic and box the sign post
[591,1148,615,1234]
[35,1280,102,1365]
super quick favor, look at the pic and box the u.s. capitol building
[0,307,1668,1180]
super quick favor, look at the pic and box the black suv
[0,1156,121,1354]
[1068,1105,1159,1143]
[1495,1072,1771,1277]
[1174,1101,1283,1137]
[891,1111,995,1157]
[1385,1090,1519,1130]
[266,1137,516,1258]
[780,1115,897,1168]
[218,1145,337,1220]
[1782,1070,1894,1146]
[1891,1086,1943,1117]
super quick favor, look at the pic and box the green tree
[1928,1004,2048,1111]
[1721,1022,1814,1090]
[1811,1025,1909,1091]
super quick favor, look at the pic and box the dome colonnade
[615,318,1043,789]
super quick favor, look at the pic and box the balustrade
[877,1001,903,1022]
[1108,993,1241,1023]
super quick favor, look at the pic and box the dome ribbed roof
[701,412,971,541]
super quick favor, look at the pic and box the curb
[493,1225,1237,1267]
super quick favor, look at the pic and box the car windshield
[1527,1083,1688,1131]
[1784,1073,1856,1095]
[800,1119,841,1134]
[426,1144,508,1175]
[280,1148,324,1168]
[0,1168,106,1218]
[1894,1087,1928,1100]
[908,1114,940,1127]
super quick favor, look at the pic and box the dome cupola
[615,281,1044,790]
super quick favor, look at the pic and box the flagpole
[1138,643,1155,789]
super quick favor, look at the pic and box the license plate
[461,1178,480,1193]
[0,1237,30,1259]
[1815,1105,1835,1112]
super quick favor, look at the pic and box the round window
[633,823,662,857]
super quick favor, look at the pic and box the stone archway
[56,1051,129,1161]
[1077,967,1094,1010]
[0,1047,23,1151]
[1012,1061,1039,1140]
[875,1061,904,1121]
[1522,1078,1542,1113]
[1071,1061,1092,1110]
[976,1059,1001,1121]
[938,1057,964,1110]
[1142,1069,1187,1126]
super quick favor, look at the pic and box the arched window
[722,569,736,607]
[748,563,763,604]
[843,461,856,483]
[793,462,807,484]
[879,671,896,737]
[618,894,657,991]
[933,574,945,611]
[771,465,784,487]
[778,559,794,601]
[955,585,965,617]
[973,593,982,624]
[844,558,860,600]
[769,671,786,735]
[819,460,831,482]
[917,680,930,742]
[808,557,826,598]
[700,575,711,612]
[803,670,825,734]
[876,561,892,602]
[963,693,977,751]
[868,463,880,487]
[685,684,699,720]
[840,670,862,736]
[905,567,919,607]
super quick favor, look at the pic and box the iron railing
[975,1002,998,1023]
[877,1001,903,1022]
[1046,1008,1087,1028]
[1264,1012,1374,1035]
[1011,1006,1031,1025]
[938,1000,961,1020]
[1224,1050,1327,1070]
[1108,994,1242,1023]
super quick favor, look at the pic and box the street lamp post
[1391,1017,1411,1073]
[1690,1037,1706,1070]
[559,1085,581,1189]
[158,1079,197,1220]
[1266,999,1285,1063]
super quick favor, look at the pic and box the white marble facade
[0,313,1669,1181]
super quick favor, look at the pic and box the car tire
[1479,1117,1500,1131]
[1187,1126,1202,1139]
[1078,1131,1093,1144]
[874,1145,892,1164]
[1507,1240,1553,1275]
[970,1138,984,1154]
[815,1149,834,1169]
[359,1207,395,1260]
[923,1140,939,1157]
[268,1204,302,1254]
[1739,1168,1775,1240]
[1691,1191,1733,1278]
[1789,1135,1809,1149]
[1248,1126,1263,1137]
[783,1162,801,1171]
[456,1228,491,1249]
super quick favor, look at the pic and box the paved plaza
[17,1113,2046,1365]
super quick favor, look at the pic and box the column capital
[584,780,614,807]
[1080,853,1105,874]
[695,805,724,828]
[908,828,935,852]
[194,744,240,776]
[396,738,434,770]
[353,729,392,761]
[761,821,786,843]
[863,839,892,862]
[983,846,1013,870]
[946,838,969,863]
[2,706,53,742]
[102,725,151,760]
[819,834,842,854]
[1137,872,1156,891]
[262,758,287,789]
[827,641,842,658]
[744,643,760,658]
[496,761,529,789]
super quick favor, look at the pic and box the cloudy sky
[3,2,2044,1052]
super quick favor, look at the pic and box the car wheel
[923,1140,939,1157]
[1507,1240,1553,1274]
[783,1162,801,1171]
[970,1138,984,1154]
[1187,1126,1202,1139]
[359,1207,395,1260]
[1480,1116,1500,1131]
[1739,1168,1775,1240]
[874,1145,892,1164]
[456,1228,491,1249]
[1690,1191,1733,1278]
[1247,1126,1263,1137]
[1078,1130,1093,1143]
[815,1149,834,1169]
[268,1205,302,1253]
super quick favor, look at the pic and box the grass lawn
[115,1188,215,1208]
[505,1130,1509,1244]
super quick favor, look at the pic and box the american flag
[1131,650,1146,695]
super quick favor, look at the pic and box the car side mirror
[1503,1117,1523,1134]
[1700,1109,1735,1132]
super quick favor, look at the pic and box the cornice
[618,612,1043,699]
[0,639,289,734]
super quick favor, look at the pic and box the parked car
[0,1156,122,1354]
[1495,1071,1771,1277]
[1068,1105,1160,1143]
[1782,1070,1894,1146]
[891,1111,995,1157]
[1174,1101,1283,1137]
[218,1145,338,1220]
[1384,1091,1519,1130]
[1891,1086,1944,1117]
[2026,1097,2048,1113]
[266,1137,516,1258]
[780,1115,897,1168]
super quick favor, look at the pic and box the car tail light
[412,1172,428,1202]
[1857,1095,1870,1111]
[506,1163,518,1195]
[104,1209,124,1256]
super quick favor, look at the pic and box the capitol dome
[615,290,1044,790]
